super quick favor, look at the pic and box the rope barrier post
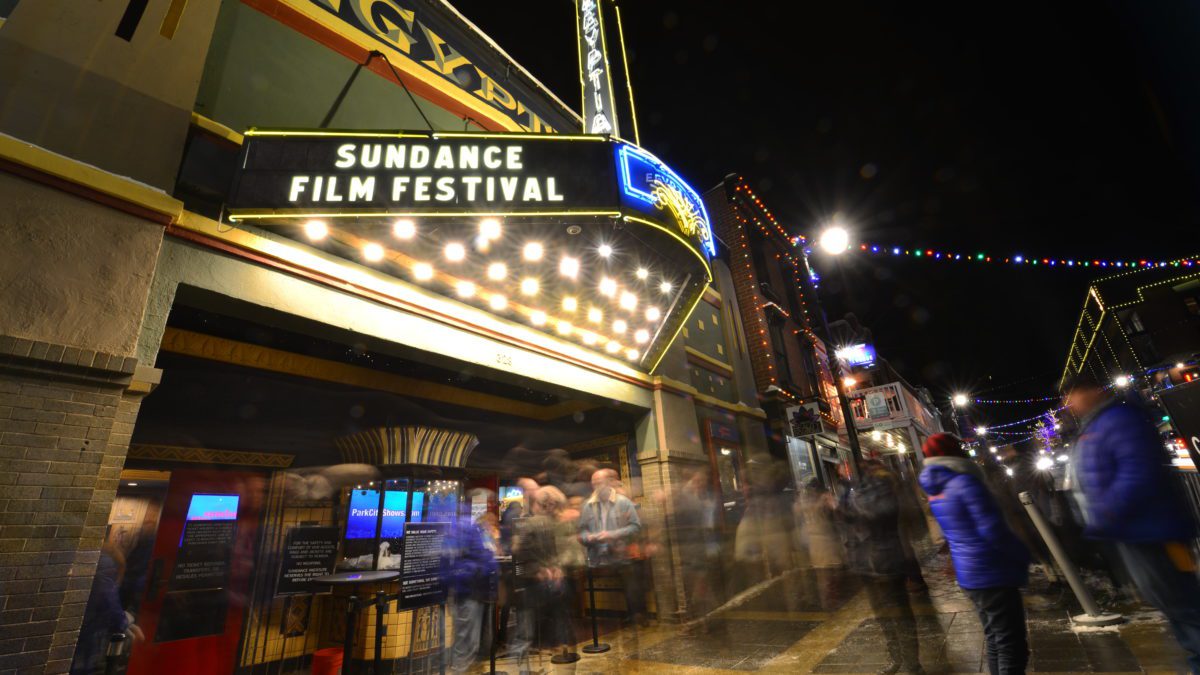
[1018,491,1123,626]
[581,565,611,654]
[373,590,388,675]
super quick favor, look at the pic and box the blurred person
[515,486,582,661]
[71,541,143,674]
[441,489,500,675]
[579,468,644,625]
[796,477,843,609]
[921,434,1030,675]
[1063,373,1200,672]
[675,468,722,627]
[842,459,925,675]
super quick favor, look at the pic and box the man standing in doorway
[579,468,644,625]
[1063,373,1200,672]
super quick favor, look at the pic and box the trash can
[311,647,344,675]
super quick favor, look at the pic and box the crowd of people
[436,372,1200,675]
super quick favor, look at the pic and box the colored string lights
[974,394,1062,405]
[797,239,1200,270]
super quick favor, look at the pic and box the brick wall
[0,336,143,674]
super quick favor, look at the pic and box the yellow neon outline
[596,0,622,137]
[430,131,606,142]
[228,210,624,220]
[645,286,707,373]
[244,129,433,139]
[622,214,713,283]
[574,0,586,133]
[613,3,640,146]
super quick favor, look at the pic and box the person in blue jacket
[1063,373,1200,672]
[920,433,1030,675]
[442,489,500,674]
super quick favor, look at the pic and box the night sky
[453,1,1200,423]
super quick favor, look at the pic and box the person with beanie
[920,433,1030,675]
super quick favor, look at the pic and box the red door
[126,469,265,675]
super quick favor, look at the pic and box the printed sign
[399,522,449,609]
[865,391,891,420]
[276,527,340,595]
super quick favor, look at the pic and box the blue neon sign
[615,144,715,257]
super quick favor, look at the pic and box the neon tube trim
[616,144,716,257]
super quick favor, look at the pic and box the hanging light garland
[792,238,1199,270]
[980,403,1070,432]
[974,394,1062,405]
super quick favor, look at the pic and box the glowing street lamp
[952,393,970,407]
[1113,374,1130,388]
[818,224,851,255]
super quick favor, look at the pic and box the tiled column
[0,336,155,673]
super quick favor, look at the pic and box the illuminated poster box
[224,130,714,371]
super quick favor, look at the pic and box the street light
[819,225,851,255]
[1113,374,1130,388]
[842,376,857,388]
[975,426,988,437]
[952,393,970,407]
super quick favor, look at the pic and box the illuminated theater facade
[0,1,769,671]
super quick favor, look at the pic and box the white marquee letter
[335,144,357,169]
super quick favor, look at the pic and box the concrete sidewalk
[493,552,1190,673]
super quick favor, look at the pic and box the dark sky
[452,1,1200,420]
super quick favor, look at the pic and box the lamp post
[804,224,864,479]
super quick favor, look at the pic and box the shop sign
[835,343,876,367]
[865,391,891,419]
[288,0,566,133]
[707,418,741,443]
[788,404,831,438]
[574,0,620,135]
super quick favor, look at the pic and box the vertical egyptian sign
[575,0,620,136]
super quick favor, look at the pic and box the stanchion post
[373,591,388,675]
[1018,491,1123,626]
[344,594,360,675]
[484,600,507,675]
[581,565,611,654]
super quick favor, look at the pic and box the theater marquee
[225,129,713,372]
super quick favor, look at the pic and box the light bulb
[660,281,673,294]
[523,242,544,262]
[587,307,603,323]
[612,320,627,334]
[557,321,572,336]
[392,219,416,239]
[645,307,661,322]
[304,219,329,240]
[619,292,637,311]
[362,242,385,262]
[487,262,507,281]
[520,278,539,296]
[625,349,639,361]
[559,256,580,278]
[599,277,617,297]
[413,262,434,281]
[530,310,547,326]
[582,332,597,345]
[444,242,466,262]
[455,281,476,298]
[562,296,578,312]
[636,268,649,280]
[606,341,620,354]
[598,244,613,258]
[489,294,507,311]
[634,329,649,344]
[479,218,502,240]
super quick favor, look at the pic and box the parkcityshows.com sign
[225,130,714,260]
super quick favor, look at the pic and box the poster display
[276,526,340,595]
[399,522,449,609]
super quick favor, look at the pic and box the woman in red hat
[920,433,1030,675]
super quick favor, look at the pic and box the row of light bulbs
[300,218,664,362]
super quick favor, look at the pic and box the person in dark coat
[842,460,924,675]
[1063,373,1200,672]
[920,434,1030,675]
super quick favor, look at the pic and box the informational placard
[399,522,449,609]
[1161,380,1200,466]
[168,520,238,592]
[276,526,340,595]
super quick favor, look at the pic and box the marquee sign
[574,0,620,136]
[224,129,714,372]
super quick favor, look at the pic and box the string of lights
[981,403,1069,432]
[974,394,1061,404]
[797,239,1199,270]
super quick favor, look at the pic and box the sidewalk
[493,552,1190,674]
